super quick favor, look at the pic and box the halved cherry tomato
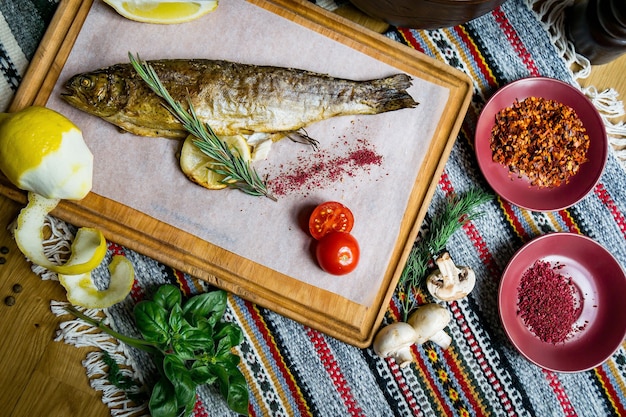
[308,201,354,240]
[315,232,360,275]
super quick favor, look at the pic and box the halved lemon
[180,134,252,190]
[103,0,218,24]
[59,256,135,309]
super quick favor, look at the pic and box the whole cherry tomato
[315,232,360,275]
[308,201,354,240]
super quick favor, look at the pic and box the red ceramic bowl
[475,77,608,211]
[499,233,626,372]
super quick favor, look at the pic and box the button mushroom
[407,303,452,349]
[372,322,418,368]
[426,252,476,302]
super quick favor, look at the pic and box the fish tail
[367,74,418,113]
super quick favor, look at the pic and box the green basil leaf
[134,301,170,345]
[172,339,196,360]
[163,354,197,410]
[149,378,178,417]
[168,303,185,334]
[153,284,182,311]
[183,390,197,417]
[214,322,244,356]
[169,322,201,359]
[207,363,249,415]
[190,363,218,386]
[182,290,227,325]
[181,328,213,352]
[215,352,241,368]
[225,367,250,416]
[214,337,233,358]
[207,363,229,397]
[194,317,214,338]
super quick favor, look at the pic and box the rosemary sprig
[398,187,492,321]
[128,53,276,201]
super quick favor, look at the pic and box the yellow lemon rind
[14,192,107,275]
[0,106,93,200]
[59,256,135,309]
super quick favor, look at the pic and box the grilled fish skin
[61,59,417,139]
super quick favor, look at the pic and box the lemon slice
[180,134,252,190]
[0,106,93,200]
[103,0,218,24]
[59,256,135,309]
[13,192,107,275]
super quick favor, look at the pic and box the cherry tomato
[308,201,354,240]
[315,232,360,275]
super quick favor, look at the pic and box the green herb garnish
[101,350,147,403]
[129,53,275,201]
[398,188,492,321]
[66,285,249,416]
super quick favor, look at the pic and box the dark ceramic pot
[348,0,508,29]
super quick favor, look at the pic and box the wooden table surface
[2,21,626,417]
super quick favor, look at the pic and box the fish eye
[80,77,92,88]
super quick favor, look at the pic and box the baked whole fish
[61,59,418,140]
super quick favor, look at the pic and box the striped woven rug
[4,0,626,416]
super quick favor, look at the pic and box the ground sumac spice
[517,260,582,344]
[490,96,590,188]
[267,137,383,197]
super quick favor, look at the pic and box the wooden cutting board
[2,0,472,347]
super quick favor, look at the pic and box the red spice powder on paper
[267,137,383,197]
[516,260,583,344]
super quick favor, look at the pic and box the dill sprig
[128,53,276,201]
[398,187,492,321]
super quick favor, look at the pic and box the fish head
[61,68,129,117]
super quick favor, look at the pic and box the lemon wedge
[0,106,93,200]
[103,0,218,24]
[180,134,252,190]
[59,256,135,309]
[13,192,107,275]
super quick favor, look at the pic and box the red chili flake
[490,96,590,188]
[516,260,582,344]
[267,138,383,197]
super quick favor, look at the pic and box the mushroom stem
[428,330,452,349]
[426,252,476,302]
[437,252,460,289]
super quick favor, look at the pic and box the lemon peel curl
[59,256,135,309]
[13,192,107,275]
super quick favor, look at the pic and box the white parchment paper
[46,0,450,305]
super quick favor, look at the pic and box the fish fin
[287,129,319,150]
[105,117,187,139]
[368,74,418,113]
